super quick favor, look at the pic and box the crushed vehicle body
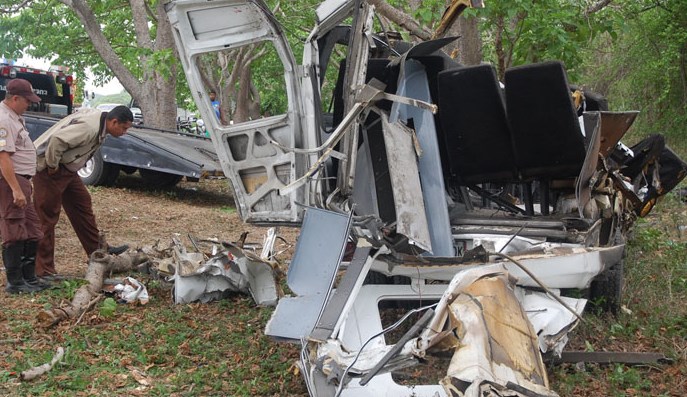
[166,0,687,395]
[139,232,281,306]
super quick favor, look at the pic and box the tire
[78,150,120,186]
[139,169,183,189]
[588,260,624,314]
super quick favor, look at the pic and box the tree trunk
[36,251,148,328]
[494,15,506,80]
[457,16,482,65]
[138,1,178,130]
[440,11,482,66]
[234,67,253,123]
[58,0,178,131]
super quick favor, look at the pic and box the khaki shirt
[0,101,37,176]
[34,108,107,172]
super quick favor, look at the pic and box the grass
[0,284,305,397]
[2,182,686,396]
[549,191,687,396]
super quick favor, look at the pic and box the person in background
[0,79,50,293]
[32,105,133,280]
[209,90,226,124]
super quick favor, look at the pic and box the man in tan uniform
[33,105,133,279]
[0,79,49,293]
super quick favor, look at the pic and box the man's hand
[48,166,58,175]
[0,152,26,207]
[12,188,26,208]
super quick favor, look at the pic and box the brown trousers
[33,167,100,276]
[0,175,43,246]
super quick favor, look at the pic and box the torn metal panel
[367,243,624,290]
[358,309,435,386]
[336,1,373,195]
[390,59,454,256]
[438,276,556,397]
[315,284,449,397]
[500,245,624,289]
[173,252,279,306]
[351,128,380,218]
[380,112,432,252]
[310,265,577,397]
[265,207,352,341]
[577,111,639,219]
[310,245,373,342]
[576,111,602,218]
[412,266,558,397]
[516,289,585,356]
[592,111,639,159]
[239,255,280,306]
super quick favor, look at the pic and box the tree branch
[129,0,153,50]
[585,0,613,16]
[0,0,33,14]
[56,0,141,98]
[368,0,432,41]
[144,0,157,23]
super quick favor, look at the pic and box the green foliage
[6,295,305,396]
[60,279,85,299]
[579,0,687,149]
[476,0,615,80]
[0,0,183,128]
[608,364,652,391]
[0,0,140,84]
[100,297,117,317]
[147,49,177,81]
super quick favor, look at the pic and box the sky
[14,55,125,96]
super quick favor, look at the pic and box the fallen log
[20,347,64,381]
[37,250,149,328]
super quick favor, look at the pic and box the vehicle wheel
[588,260,624,314]
[139,169,183,189]
[78,150,120,186]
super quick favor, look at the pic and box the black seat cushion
[505,61,586,180]
[437,64,518,184]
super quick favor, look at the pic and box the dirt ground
[1,173,685,396]
[47,176,296,278]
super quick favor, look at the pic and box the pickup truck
[0,62,223,188]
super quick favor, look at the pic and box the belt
[17,174,32,180]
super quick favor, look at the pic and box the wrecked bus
[166,0,686,396]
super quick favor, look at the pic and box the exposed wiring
[498,223,527,253]
[334,302,438,397]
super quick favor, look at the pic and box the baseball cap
[7,79,41,103]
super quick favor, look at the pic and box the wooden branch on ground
[20,347,64,381]
[37,250,149,328]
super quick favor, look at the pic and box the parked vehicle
[0,62,223,188]
[167,1,687,396]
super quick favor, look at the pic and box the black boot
[3,243,36,294]
[21,240,50,291]
[107,244,129,255]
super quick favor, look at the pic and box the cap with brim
[7,79,41,103]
